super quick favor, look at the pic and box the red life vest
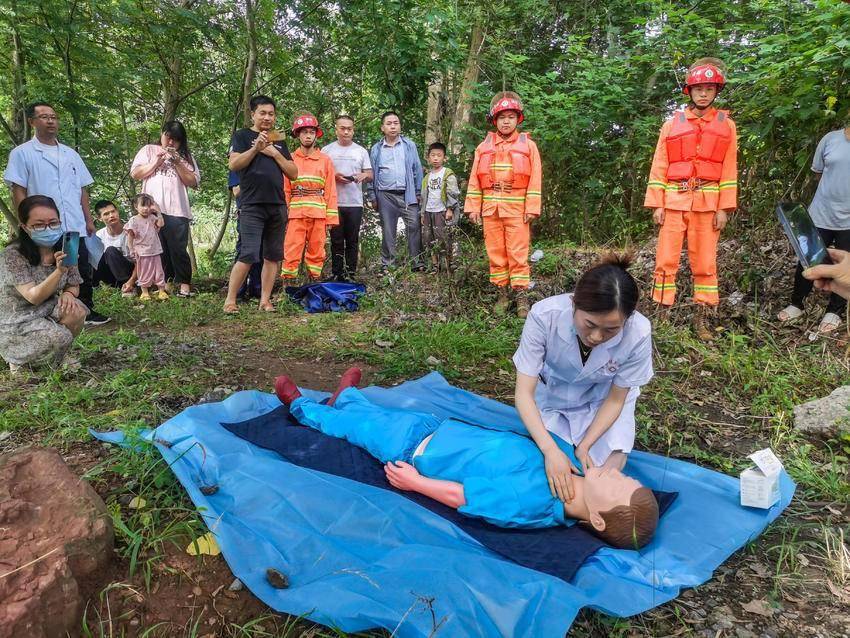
[476,132,532,189]
[665,110,731,182]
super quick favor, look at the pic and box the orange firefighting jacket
[644,107,738,213]
[284,147,339,225]
[464,131,543,218]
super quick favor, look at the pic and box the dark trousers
[77,237,95,312]
[330,206,363,278]
[159,214,192,285]
[376,190,422,268]
[94,247,134,288]
[791,226,850,315]
[234,214,263,299]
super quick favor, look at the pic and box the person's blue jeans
[289,387,440,463]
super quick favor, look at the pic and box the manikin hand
[384,461,422,492]
[543,447,577,503]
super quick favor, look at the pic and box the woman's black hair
[573,252,639,317]
[161,120,192,161]
[12,195,62,267]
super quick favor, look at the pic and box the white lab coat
[513,294,654,466]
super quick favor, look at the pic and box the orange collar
[294,146,321,160]
[491,130,520,145]
[685,106,718,121]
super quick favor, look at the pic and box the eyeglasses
[33,115,59,122]
[28,221,62,231]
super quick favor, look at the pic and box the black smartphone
[776,202,830,269]
[62,231,80,267]
[343,175,356,182]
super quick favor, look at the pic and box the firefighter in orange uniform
[644,58,738,340]
[465,92,543,318]
[282,113,338,281]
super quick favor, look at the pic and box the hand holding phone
[776,202,830,268]
[61,231,80,268]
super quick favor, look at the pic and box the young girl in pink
[125,194,168,301]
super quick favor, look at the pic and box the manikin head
[572,253,639,348]
[578,466,659,549]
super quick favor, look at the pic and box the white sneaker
[777,305,803,322]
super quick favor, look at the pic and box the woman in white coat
[514,254,654,504]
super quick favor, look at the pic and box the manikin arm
[384,461,466,509]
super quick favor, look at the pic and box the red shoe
[327,367,363,406]
[274,375,302,405]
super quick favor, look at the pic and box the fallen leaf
[748,562,771,578]
[375,339,394,348]
[128,496,146,510]
[186,532,221,556]
[741,598,775,617]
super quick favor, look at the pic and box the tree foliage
[1,0,848,242]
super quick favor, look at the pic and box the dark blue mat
[222,403,676,583]
[284,281,366,313]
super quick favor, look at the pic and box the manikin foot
[327,367,363,406]
[275,375,302,405]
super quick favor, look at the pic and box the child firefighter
[644,58,738,340]
[464,91,542,318]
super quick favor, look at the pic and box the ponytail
[572,252,639,317]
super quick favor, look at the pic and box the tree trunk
[162,55,182,123]
[187,227,198,274]
[448,21,485,156]
[425,71,443,145]
[10,0,28,143]
[207,0,259,260]
[241,0,258,127]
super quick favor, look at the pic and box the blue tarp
[92,373,795,638]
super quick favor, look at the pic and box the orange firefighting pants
[282,218,327,280]
[483,212,530,289]
[654,209,720,306]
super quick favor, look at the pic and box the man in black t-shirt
[224,95,298,313]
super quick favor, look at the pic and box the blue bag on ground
[285,281,366,313]
[91,373,795,638]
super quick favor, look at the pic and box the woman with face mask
[513,254,654,505]
[0,195,88,372]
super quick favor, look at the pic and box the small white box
[740,448,783,509]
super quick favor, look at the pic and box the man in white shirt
[322,115,373,281]
[4,102,109,325]
[93,200,136,294]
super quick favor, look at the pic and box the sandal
[223,303,239,315]
[176,290,196,298]
[777,305,803,322]
[818,312,842,334]
[259,302,276,313]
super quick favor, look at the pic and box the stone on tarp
[793,386,850,438]
[0,448,114,638]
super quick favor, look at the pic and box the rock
[228,578,244,592]
[0,448,114,638]
[793,386,850,438]
[425,355,442,366]
[0,431,11,442]
[266,568,290,589]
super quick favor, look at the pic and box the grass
[2,236,849,636]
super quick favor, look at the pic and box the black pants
[94,247,135,288]
[791,226,850,315]
[330,206,363,278]
[159,214,192,285]
[77,237,95,312]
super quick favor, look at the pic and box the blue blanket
[91,373,795,638]
[285,281,366,313]
[221,403,677,582]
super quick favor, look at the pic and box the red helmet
[291,113,323,138]
[683,62,726,94]
[488,92,525,124]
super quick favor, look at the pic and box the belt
[293,186,325,197]
[676,178,712,192]
[381,189,406,195]
[490,182,514,192]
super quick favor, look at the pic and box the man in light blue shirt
[368,112,424,271]
[4,102,108,325]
